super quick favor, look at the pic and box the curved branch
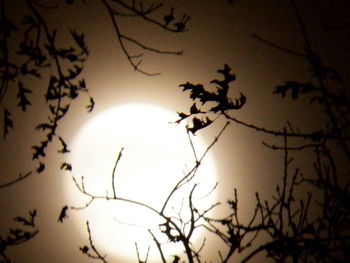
[161,122,228,214]
[0,171,32,188]
[85,221,108,263]
[252,33,306,58]
[224,113,350,140]
[120,34,183,55]
[112,0,187,33]
[102,0,184,76]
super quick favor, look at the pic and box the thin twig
[252,33,306,58]
[0,171,32,188]
[121,34,183,55]
[148,230,167,263]
[262,141,322,150]
[224,113,349,140]
[112,147,124,198]
[85,221,108,263]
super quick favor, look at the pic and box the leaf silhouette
[211,64,236,95]
[175,111,189,123]
[180,82,205,100]
[66,65,82,80]
[20,64,40,77]
[58,206,69,223]
[69,29,88,55]
[14,216,32,227]
[210,92,246,112]
[80,245,89,254]
[30,210,37,218]
[36,162,45,173]
[60,162,72,171]
[174,14,190,32]
[79,79,86,89]
[45,76,59,101]
[57,104,70,120]
[3,108,14,139]
[190,103,202,114]
[13,209,36,227]
[32,141,48,160]
[164,8,174,25]
[69,84,78,98]
[172,255,180,263]
[86,97,95,113]
[35,122,55,131]
[58,137,70,153]
[274,81,315,100]
[180,82,217,105]
[57,47,75,58]
[17,82,32,111]
[179,64,245,113]
[14,217,30,226]
[187,117,213,134]
[310,130,324,142]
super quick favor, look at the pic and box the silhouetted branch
[120,34,183,55]
[252,33,306,58]
[101,0,185,76]
[224,113,350,142]
[160,122,229,214]
[290,0,350,160]
[2,1,349,262]
[0,210,38,262]
[0,171,32,188]
[148,230,167,263]
[79,221,108,263]
[70,174,160,215]
[262,140,322,150]
[1,0,188,189]
[175,37,349,259]
[111,147,123,199]
[135,242,149,263]
[112,0,190,32]
[69,2,349,262]
[66,121,226,262]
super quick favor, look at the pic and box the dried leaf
[3,108,14,139]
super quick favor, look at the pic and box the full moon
[64,103,218,262]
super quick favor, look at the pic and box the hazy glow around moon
[64,103,218,262]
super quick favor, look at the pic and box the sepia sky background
[1,0,349,262]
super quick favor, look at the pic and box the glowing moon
[64,103,218,262]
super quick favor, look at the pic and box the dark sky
[1,0,349,262]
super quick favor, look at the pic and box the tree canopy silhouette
[1,0,188,261]
[0,0,187,187]
[1,0,349,263]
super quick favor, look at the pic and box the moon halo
[63,103,218,262]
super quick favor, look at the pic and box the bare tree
[0,210,38,263]
[65,0,349,262]
[171,1,350,262]
[2,0,349,262]
[0,0,188,187]
[1,0,188,261]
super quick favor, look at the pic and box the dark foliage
[58,205,69,223]
[3,108,13,139]
[0,0,188,261]
[65,1,349,262]
[1,0,349,263]
[0,0,186,187]
[176,64,246,134]
[0,210,38,262]
[274,81,316,100]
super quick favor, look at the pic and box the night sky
[1,0,349,262]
